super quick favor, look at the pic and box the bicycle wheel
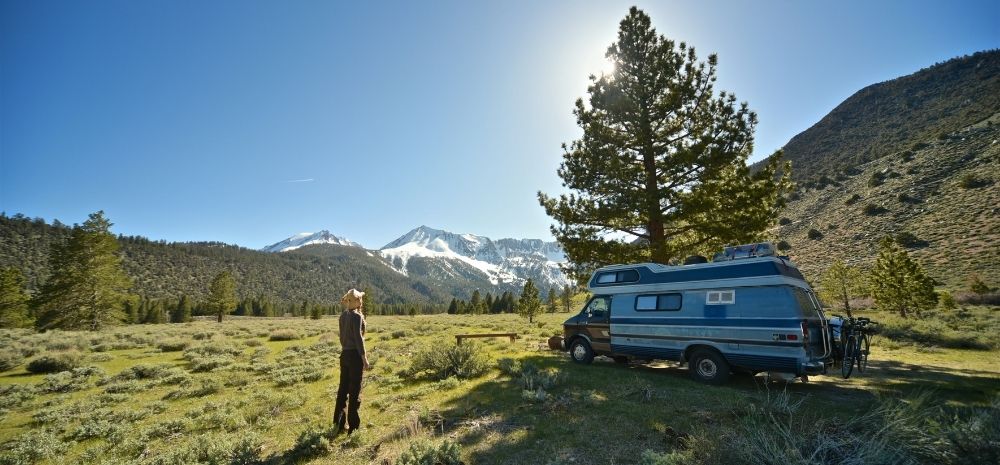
[857,333,871,373]
[841,334,857,379]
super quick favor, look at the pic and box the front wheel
[569,339,594,364]
[688,350,731,385]
[841,335,857,379]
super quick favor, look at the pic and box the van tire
[689,349,731,385]
[569,339,595,364]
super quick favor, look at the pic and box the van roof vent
[712,242,775,262]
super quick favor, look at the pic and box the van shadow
[431,351,999,465]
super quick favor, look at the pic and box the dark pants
[334,349,363,432]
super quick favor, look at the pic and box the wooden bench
[455,333,518,345]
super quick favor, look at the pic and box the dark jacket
[338,310,366,359]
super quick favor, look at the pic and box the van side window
[595,269,640,285]
[706,290,735,305]
[635,293,682,311]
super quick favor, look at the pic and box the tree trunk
[640,103,667,263]
[217,311,223,323]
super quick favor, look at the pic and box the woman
[334,288,370,435]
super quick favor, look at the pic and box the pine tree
[503,292,516,313]
[0,267,32,328]
[34,211,133,331]
[362,286,379,315]
[870,237,937,318]
[538,7,790,281]
[485,293,494,312]
[470,290,483,315]
[560,285,574,313]
[123,297,139,324]
[546,287,558,313]
[818,260,867,317]
[208,271,237,323]
[149,300,165,324]
[173,295,192,323]
[517,279,543,323]
[491,293,505,314]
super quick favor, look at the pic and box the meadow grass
[0,306,997,464]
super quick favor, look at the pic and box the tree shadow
[425,350,999,465]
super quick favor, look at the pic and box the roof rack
[712,242,776,262]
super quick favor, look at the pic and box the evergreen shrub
[26,351,82,374]
[863,203,889,215]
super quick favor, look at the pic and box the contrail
[285,178,315,183]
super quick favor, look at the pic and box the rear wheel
[688,350,731,385]
[857,334,870,373]
[569,339,594,364]
[841,335,857,379]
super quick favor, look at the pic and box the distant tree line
[445,283,577,319]
[0,211,499,331]
[0,212,451,307]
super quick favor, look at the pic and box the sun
[598,58,617,77]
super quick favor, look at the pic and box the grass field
[1,305,998,465]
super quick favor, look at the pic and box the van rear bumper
[801,360,827,375]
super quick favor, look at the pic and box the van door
[792,288,830,360]
[582,295,612,354]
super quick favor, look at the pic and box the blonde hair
[341,288,365,310]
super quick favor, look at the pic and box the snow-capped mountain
[379,225,571,290]
[261,230,362,253]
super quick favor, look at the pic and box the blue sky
[2,0,997,249]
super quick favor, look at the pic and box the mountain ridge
[267,225,572,292]
[772,50,1000,185]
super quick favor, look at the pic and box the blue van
[562,243,833,384]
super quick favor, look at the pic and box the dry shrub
[268,329,300,341]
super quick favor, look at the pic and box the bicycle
[834,315,878,379]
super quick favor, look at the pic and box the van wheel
[689,350,731,385]
[569,339,594,364]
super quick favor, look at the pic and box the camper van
[562,243,832,384]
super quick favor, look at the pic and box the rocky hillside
[779,50,999,185]
[775,111,999,289]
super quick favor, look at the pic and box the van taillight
[800,321,810,346]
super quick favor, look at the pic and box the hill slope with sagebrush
[774,108,999,289]
[778,50,999,185]
[0,215,452,306]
